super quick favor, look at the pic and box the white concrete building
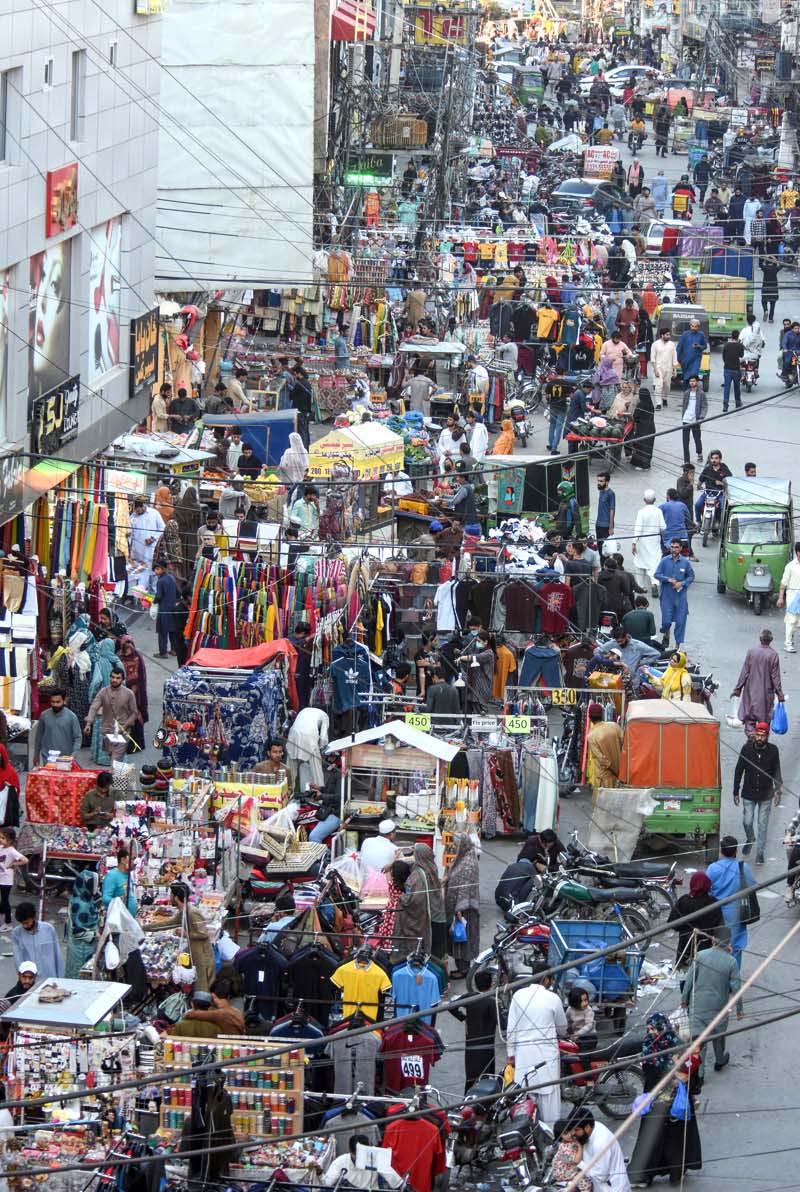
[155,0,315,291]
[0,0,161,522]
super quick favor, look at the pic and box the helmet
[557,481,574,498]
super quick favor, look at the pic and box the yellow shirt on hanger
[331,960,391,1018]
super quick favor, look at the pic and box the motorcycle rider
[739,313,765,380]
[672,175,696,219]
[779,319,800,382]
[695,449,732,530]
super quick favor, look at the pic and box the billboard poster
[31,376,80,456]
[29,241,72,411]
[88,217,122,383]
[129,307,159,401]
[0,270,8,432]
[45,163,78,238]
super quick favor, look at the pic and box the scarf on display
[70,869,100,933]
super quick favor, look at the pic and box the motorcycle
[783,817,800,905]
[562,830,681,926]
[466,909,551,1001]
[637,664,718,715]
[519,871,653,940]
[700,487,722,547]
[449,1069,557,1187]
[559,1033,645,1119]
[781,351,800,388]
[742,356,759,392]
[504,396,534,447]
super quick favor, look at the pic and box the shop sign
[45,163,78,238]
[584,146,620,179]
[755,51,776,70]
[737,47,755,69]
[129,307,159,401]
[414,2,468,45]
[404,712,432,731]
[134,0,162,11]
[31,376,80,456]
[471,715,499,732]
[504,714,531,734]
[344,152,395,187]
[729,107,749,127]
[0,453,25,525]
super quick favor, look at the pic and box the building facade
[0,0,161,520]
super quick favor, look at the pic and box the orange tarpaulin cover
[189,639,298,709]
[619,700,720,789]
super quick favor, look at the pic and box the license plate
[662,799,682,812]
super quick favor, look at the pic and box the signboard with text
[129,307,159,401]
[31,376,80,456]
[344,152,395,187]
[45,164,78,238]
[583,146,620,179]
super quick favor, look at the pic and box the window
[0,68,22,165]
[70,50,86,141]
[43,56,54,88]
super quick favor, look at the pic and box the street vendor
[586,702,623,790]
[252,739,289,780]
[143,881,216,992]
[79,770,116,829]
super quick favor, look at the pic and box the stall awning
[327,719,461,762]
[0,979,130,1028]
[190,640,297,670]
[331,0,376,41]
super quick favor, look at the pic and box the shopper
[707,836,756,968]
[733,722,782,865]
[66,869,100,978]
[681,925,742,1074]
[32,689,82,766]
[13,902,63,979]
[680,376,707,464]
[628,1051,702,1186]
[732,630,784,736]
[119,637,149,751]
[507,969,567,1124]
[83,668,137,762]
[595,472,616,543]
[102,849,137,915]
[721,329,745,411]
[0,829,25,932]
[668,871,723,973]
[143,882,216,991]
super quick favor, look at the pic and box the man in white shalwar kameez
[128,500,165,593]
[632,490,667,595]
[286,706,330,791]
[566,1109,631,1191]
[506,974,567,1125]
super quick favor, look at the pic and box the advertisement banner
[0,270,8,436]
[344,152,395,187]
[31,376,80,456]
[584,146,620,178]
[129,307,160,402]
[45,163,78,238]
[29,241,72,411]
[88,217,123,383]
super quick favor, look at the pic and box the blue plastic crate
[548,918,642,999]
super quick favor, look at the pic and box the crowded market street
[6,8,800,1192]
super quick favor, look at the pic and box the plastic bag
[104,939,121,970]
[451,914,468,943]
[670,1080,692,1121]
[771,699,788,735]
[104,896,145,966]
[671,1005,691,1042]
[327,850,370,893]
[149,602,158,622]
[725,696,743,729]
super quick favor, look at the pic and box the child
[566,987,596,1041]
[0,828,27,930]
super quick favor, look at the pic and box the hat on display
[378,819,396,836]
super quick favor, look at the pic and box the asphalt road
[4,131,800,1188]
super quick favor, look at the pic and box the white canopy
[327,719,460,762]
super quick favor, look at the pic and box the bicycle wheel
[643,883,676,927]
[595,1064,645,1119]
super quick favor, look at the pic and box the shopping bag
[451,914,468,943]
[771,699,788,735]
[669,1080,692,1121]
[725,696,743,729]
[671,1005,691,1042]
[149,601,158,622]
[738,861,760,925]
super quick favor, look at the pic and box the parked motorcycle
[466,908,551,1000]
[518,871,653,940]
[742,356,759,392]
[559,1033,645,1119]
[449,1070,557,1187]
[562,831,681,926]
[700,487,723,547]
[504,396,534,447]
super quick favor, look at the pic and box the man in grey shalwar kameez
[681,925,742,1073]
[732,629,784,736]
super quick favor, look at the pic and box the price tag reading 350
[551,688,577,705]
[504,714,531,734]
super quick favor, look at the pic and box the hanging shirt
[434,579,461,633]
[391,962,440,1019]
[330,960,391,1018]
[327,1025,383,1095]
[287,945,340,1027]
[537,307,560,340]
[234,945,288,1018]
[380,1025,443,1092]
[492,643,518,700]
[384,1111,446,1192]
[537,582,575,634]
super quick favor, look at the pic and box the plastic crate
[548,918,642,999]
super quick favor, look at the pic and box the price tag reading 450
[405,712,432,732]
[551,688,577,705]
[504,714,531,734]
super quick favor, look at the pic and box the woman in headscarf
[629,1036,703,1186]
[668,870,723,972]
[66,868,100,978]
[640,1011,680,1090]
[460,630,497,713]
[0,747,20,829]
[173,487,202,578]
[490,418,516,455]
[395,843,446,959]
[630,386,656,470]
[154,514,184,579]
[153,481,174,525]
[443,834,480,977]
[646,649,693,702]
[119,637,148,752]
[87,639,120,765]
[278,433,310,501]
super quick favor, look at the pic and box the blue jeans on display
[308,815,341,843]
[741,798,771,857]
[548,410,566,451]
[722,369,741,410]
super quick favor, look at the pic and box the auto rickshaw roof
[724,477,791,508]
[626,699,714,723]
[657,303,708,321]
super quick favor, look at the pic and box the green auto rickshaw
[511,64,545,105]
[655,303,711,392]
[717,477,793,615]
